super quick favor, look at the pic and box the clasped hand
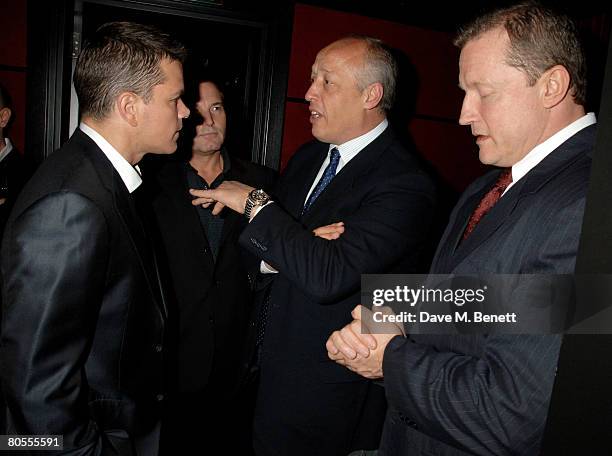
[326,305,405,379]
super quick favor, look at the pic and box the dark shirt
[184,148,231,261]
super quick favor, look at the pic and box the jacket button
[156,394,164,401]
[154,344,162,353]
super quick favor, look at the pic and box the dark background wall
[0,1,27,153]
[1,0,610,196]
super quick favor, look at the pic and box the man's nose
[179,99,190,120]
[458,93,481,126]
[305,82,317,102]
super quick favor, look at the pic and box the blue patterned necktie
[302,147,341,214]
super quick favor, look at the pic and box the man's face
[305,40,368,145]
[0,106,11,140]
[458,28,546,167]
[192,82,226,155]
[139,58,190,155]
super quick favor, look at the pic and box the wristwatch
[244,189,270,219]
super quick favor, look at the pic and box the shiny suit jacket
[240,127,436,455]
[1,129,166,455]
[379,124,596,456]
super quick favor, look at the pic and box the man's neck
[81,117,139,165]
[190,149,224,185]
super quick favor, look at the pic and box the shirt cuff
[248,201,274,222]
[260,261,278,274]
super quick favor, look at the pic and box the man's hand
[326,305,404,379]
[190,180,255,216]
[313,222,345,240]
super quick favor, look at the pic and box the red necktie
[462,168,513,241]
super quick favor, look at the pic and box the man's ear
[363,82,384,110]
[540,65,571,109]
[115,92,141,127]
[0,107,12,129]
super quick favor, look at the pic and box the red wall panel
[287,4,463,120]
[281,3,484,192]
[0,1,27,68]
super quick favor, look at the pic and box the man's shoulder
[15,134,110,212]
[229,156,278,188]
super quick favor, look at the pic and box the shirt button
[154,344,162,353]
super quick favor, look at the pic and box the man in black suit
[190,36,436,455]
[0,83,28,238]
[0,83,29,436]
[1,22,190,455]
[327,4,596,455]
[145,73,276,454]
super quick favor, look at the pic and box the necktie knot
[462,168,512,241]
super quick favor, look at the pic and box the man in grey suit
[326,3,596,455]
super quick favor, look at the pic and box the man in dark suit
[0,83,28,239]
[0,83,29,436]
[327,4,595,455]
[1,22,190,455]
[190,36,436,455]
[145,74,276,454]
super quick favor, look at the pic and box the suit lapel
[300,128,394,224]
[444,124,596,272]
[287,145,328,219]
[156,161,215,274]
[77,130,167,317]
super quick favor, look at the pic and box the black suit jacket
[380,124,596,456]
[0,146,29,238]
[240,127,436,455]
[146,156,276,394]
[1,129,167,455]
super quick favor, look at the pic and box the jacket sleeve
[239,170,435,303]
[1,191,125,455]
[382,199,585,455]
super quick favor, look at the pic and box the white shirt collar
[506,112,596,192]
[304,119,388,205]
[329,118,389,170]
[0,137,13,163]
[79,122,142,193]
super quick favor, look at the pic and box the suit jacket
[1,129,167,455]
[145,155,276,395]
[0,146,29,238]
[379,124,596,456]
[240,127,436,455]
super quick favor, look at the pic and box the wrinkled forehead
[198,81,223,102]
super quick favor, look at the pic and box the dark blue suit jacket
[240,127,436,455]
[379,124,596,455]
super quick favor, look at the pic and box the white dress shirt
[260,118,389,274]
[0,137,13,163]
[80,122,142,193]
[504,112,596,195]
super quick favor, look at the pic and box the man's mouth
[310,110,322,121]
